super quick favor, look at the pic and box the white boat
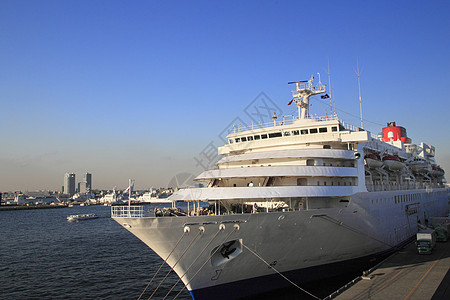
[137,192,173,204]
[67,213,98,222]
[364,153,383,169]
[409,158,431,174]
[431,165,445,177]
[112,75,448,299]
[98,187,124,204]
[382,154,405,171]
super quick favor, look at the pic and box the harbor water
[0,205,191,300]
[1,204,360,300]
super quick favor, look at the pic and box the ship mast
[355,60,363,129]
[288,74,326,119]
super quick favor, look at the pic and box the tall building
[84,172,92,193]
[64,173,76,196]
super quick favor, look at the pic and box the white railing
[111,206,151,218]
[228,114,340,134]
[340,121,361,132]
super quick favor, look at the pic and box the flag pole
[128,179,131,217]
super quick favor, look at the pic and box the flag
[124,181,134,194]
[321,94,330,99]
[288,99,294,105]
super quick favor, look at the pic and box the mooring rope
[242,244,321,300]
[162,228,223,299]
[137,231,187,300]
[317,215,398,249]
[148,228,203,300]
[173,226,238,299]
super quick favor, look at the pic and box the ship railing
[340,120,363,133]
[228,114,339,134]
[111,205,150,218]
[293,81,327,91]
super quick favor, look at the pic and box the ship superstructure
[112,75,448,299]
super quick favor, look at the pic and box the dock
[0,204,68,211]
[332,239,450,300]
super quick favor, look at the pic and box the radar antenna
[288,74,326,119]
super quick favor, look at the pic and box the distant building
[64,173,76,196]
[84,172,92,193]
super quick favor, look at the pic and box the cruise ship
[112,76,448,299]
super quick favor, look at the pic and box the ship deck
[332,236,450,299]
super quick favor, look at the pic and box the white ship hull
[113,188,448,299]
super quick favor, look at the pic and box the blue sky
[1,0,449,191]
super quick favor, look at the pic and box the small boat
[382,154,404,171]
[364,153,383,169]
[67,213,98,222]
[431,165,445,177]
[409,158,431,174]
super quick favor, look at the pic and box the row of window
[296,178,355,186]
[230,125,341,144]
[372,193,422,205]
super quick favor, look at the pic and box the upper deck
[219,115,372,155]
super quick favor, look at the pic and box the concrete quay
[333,239,450,300]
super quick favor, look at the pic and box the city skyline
[1,1,449,191]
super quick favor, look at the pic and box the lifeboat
[409,158,431,174]
[364,153,383,169]
[382,154,405,171]
[431,165,445,177]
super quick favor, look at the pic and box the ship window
[269,132,282,138]
[301,129,308,135]
[284,131,291,136]
[339,124,346,131]
[306,159,315,166]
[297,178,307,186]
[317,181,320,186]
[235,138,241,143]
[323,145,331,149]
[241,137,247,142]
[319,127,328,133]
[332,126,338,132]
[254,135,260,140]
[292,130,299,135]
[229,139,233,144]
[247,136,254,141]
[310,128,318,134]
[261,134,268,139]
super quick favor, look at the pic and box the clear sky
[1,0,449,191]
